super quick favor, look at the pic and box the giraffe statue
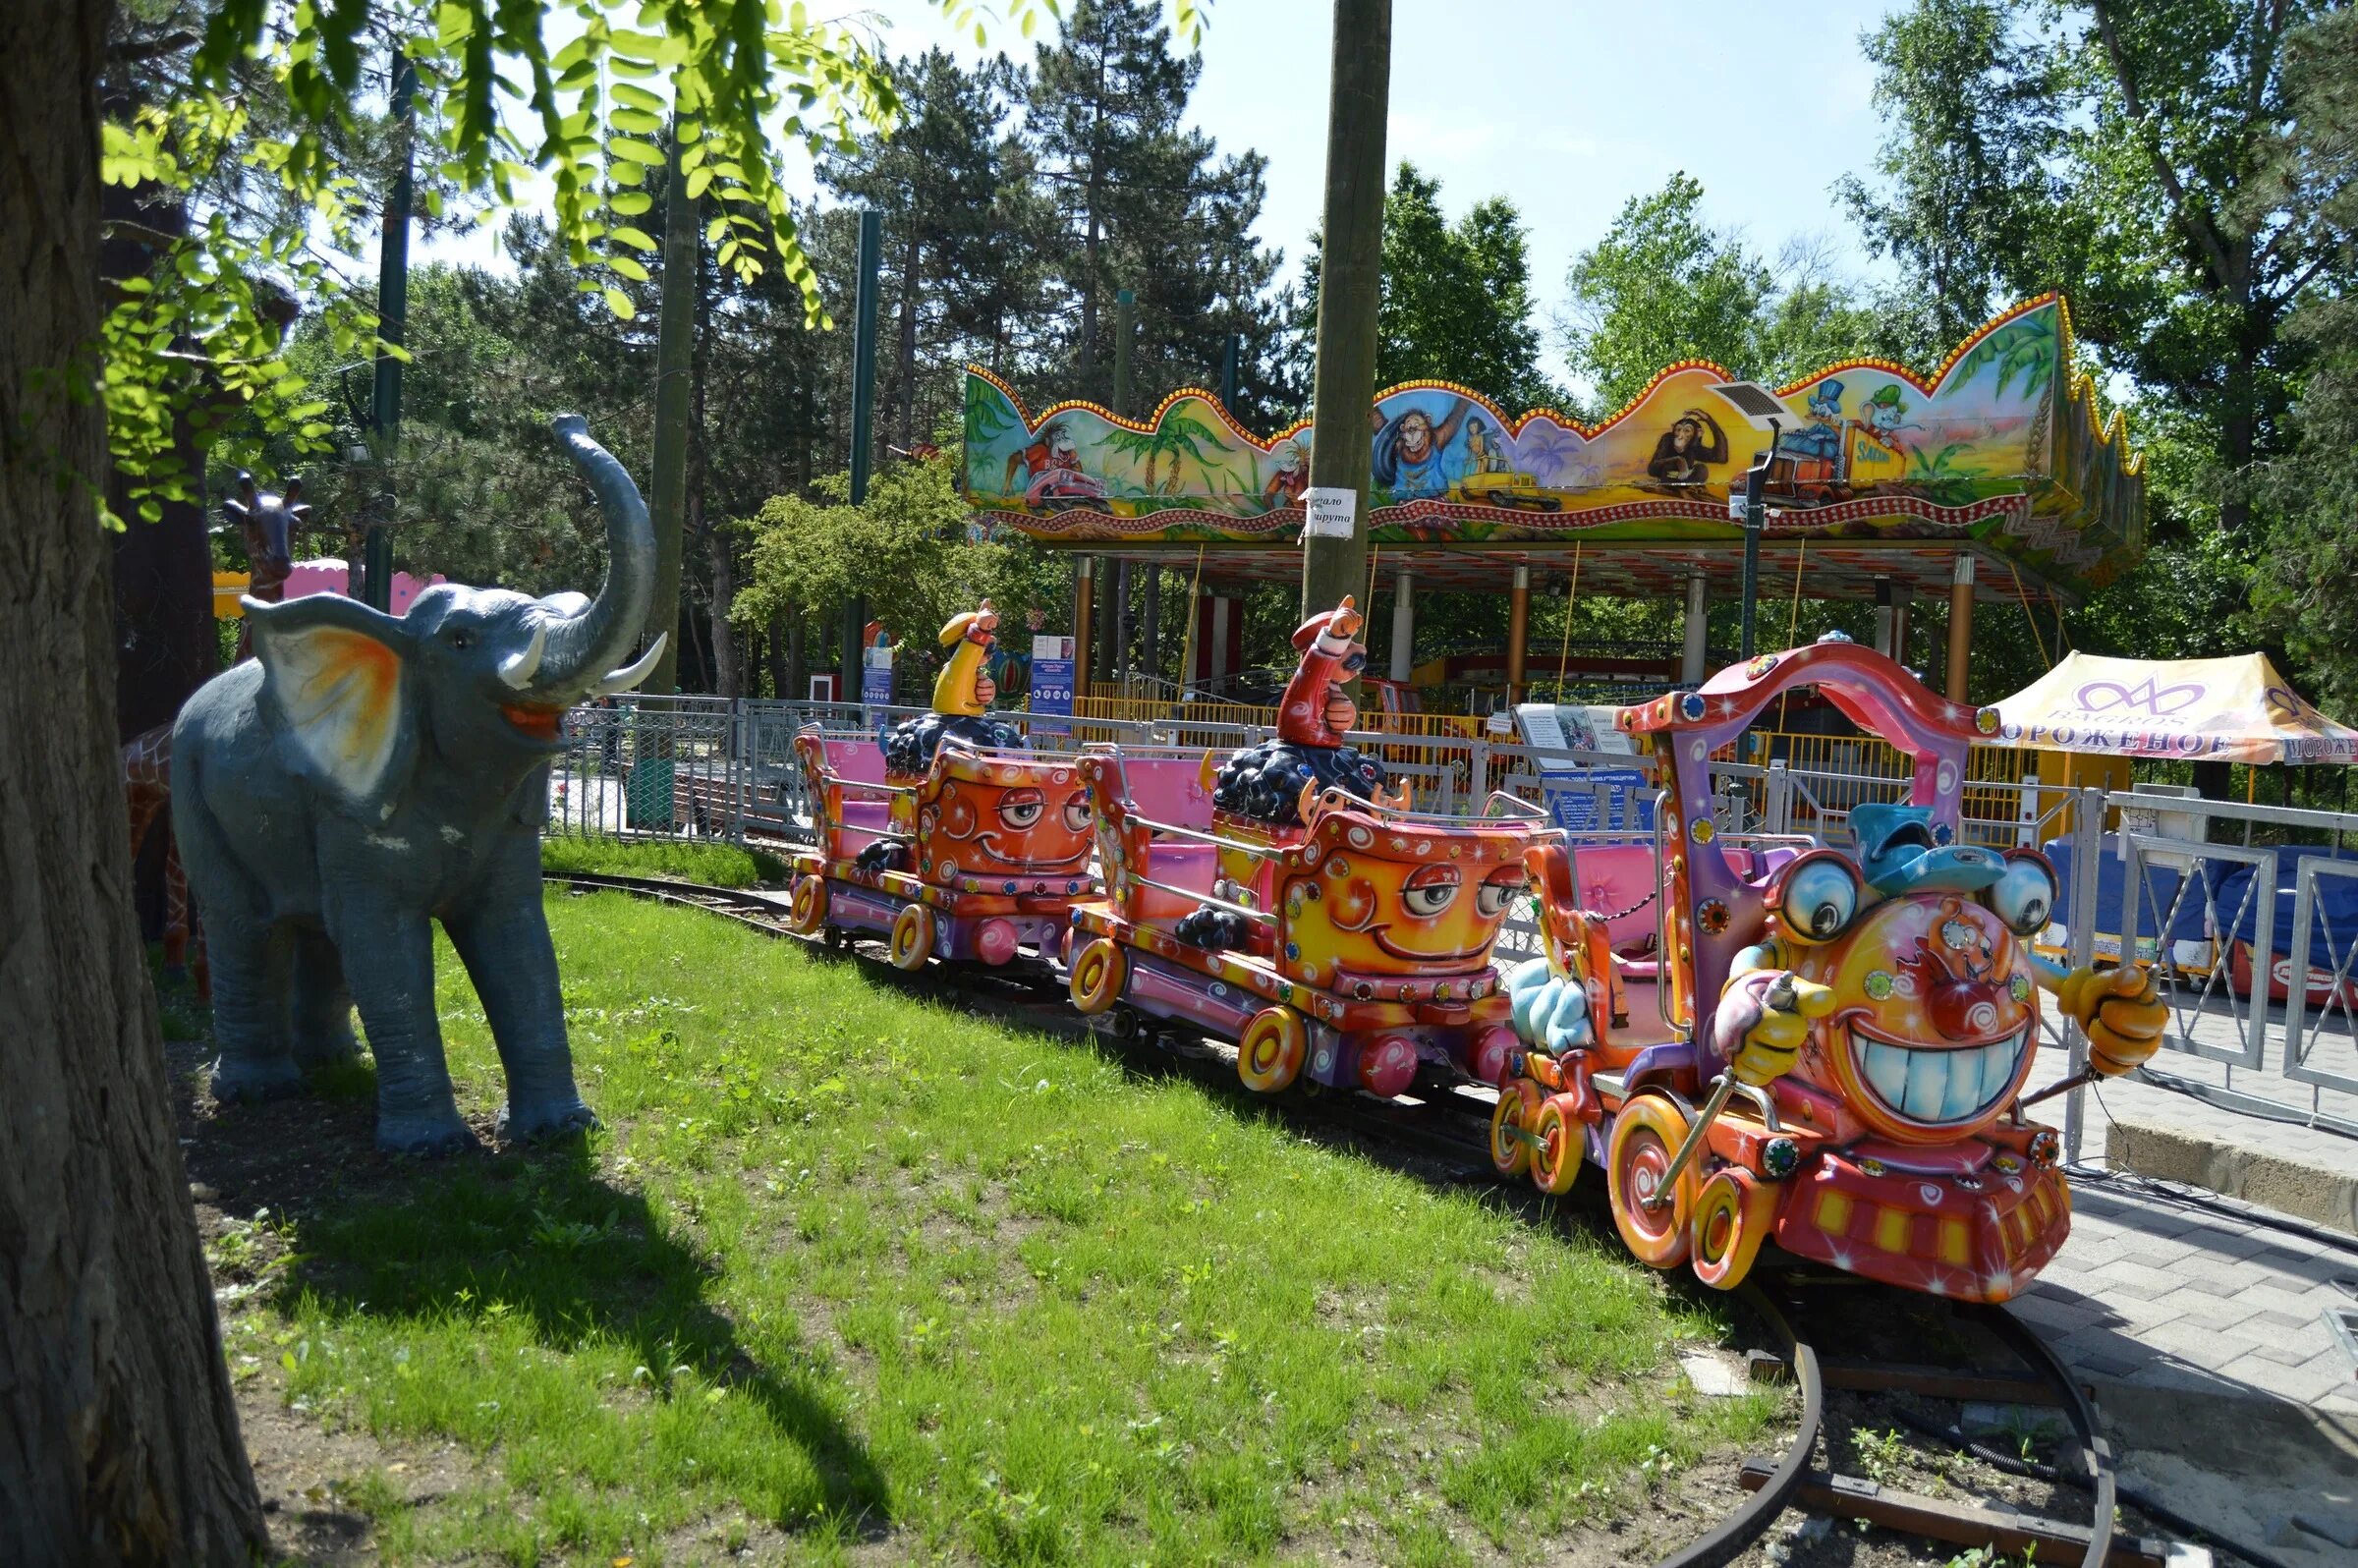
[124,721,207,999]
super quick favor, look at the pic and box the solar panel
[1708,382,1792,427]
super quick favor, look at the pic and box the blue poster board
[1030,636,1076,735]
[1544,770,1655,834]
[860,661,892,705]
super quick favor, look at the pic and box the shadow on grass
[230,1117,890,1536]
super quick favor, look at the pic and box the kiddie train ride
[781,599,2165,1304]
[1492,637,2167,1301]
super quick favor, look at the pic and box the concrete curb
[2111,1115,2358,1236]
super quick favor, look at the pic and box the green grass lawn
[539,834,789,887]
[221,893,1781,1565]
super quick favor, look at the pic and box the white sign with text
[1302,486,1357,538]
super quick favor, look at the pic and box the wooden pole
[1506,565,1531,705]
[1300,0,1391,628]
[1945,553,1976,701]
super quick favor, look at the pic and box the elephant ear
[247,592,418,818]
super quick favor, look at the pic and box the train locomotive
[1493,638,2167,1301]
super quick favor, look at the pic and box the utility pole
[646,122,699,693]
[362,46,416,613]
[842,209,882,702]
[1301,0,1390,623]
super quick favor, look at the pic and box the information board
[1030,635,1075,735]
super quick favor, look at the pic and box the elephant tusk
[595,634,666,697]
[498,623,547,690]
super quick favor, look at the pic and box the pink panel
[1119,756,1216,829]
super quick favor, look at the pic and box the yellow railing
[1069,696,1483,740]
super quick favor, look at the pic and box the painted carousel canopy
[961,295,2146,602]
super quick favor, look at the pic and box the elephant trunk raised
[173,417,662,1152]
[527,414,664,702]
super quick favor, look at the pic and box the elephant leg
[327,903,475,1153]
[444,878,596,1141]
[208,920,302,1101]
[290,924,361,1069]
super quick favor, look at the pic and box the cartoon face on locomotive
[1499,638,2162,1302]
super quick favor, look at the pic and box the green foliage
[1022,0,1291,420]
[221,893,1778,1562]
[1843,0,2339,497]
[1299,163,1563,412]
[86,1,995,533]
[538,834,788,887]
[1560,175,1906,414]
[733,446,1068,696]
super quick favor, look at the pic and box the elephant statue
[173,416,664,1151]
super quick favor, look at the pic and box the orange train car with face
[1495,639,2169,1302]
[786,601,1134,970]
[1061,754,1551,1098]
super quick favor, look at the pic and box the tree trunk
[1,2,269,1559]
[765,610,792,699]
[646,124,700,695]
[705,518,740,700]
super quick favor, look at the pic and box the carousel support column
[1945,554,1976,702]
[1891,586,1912,670]
[1681,571,1708,684]
[1094,560,1116,692]
[1506,565,1531,705]
[1142,562,1160,688]
[1210,595,1234,689]
[1072,557,1095,696]
[1389,570,1415,683]
[1113,560,1132,689]
[1874,576,1895,659]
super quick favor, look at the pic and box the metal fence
[544,696,2358,1150]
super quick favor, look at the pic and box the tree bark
[1,1,269,1559]
[646,124,700,695]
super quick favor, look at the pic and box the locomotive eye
[1476,869,1525,918]
[996,789,1044,829]
[1774,852,1860,944]
[1400,865,1461,919]
[1062,791,1092,832]
[1987,851,2058,937]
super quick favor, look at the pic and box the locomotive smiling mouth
[1847,1021,2029,1125]
[1369,925,1490,964]
[968,835,1090,871]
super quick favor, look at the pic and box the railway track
[544,870,2232,1568]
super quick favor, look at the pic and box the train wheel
[1068,937,1125,1015]
[888,903,935,971]
[1605,1095,1699,1268]
[1237,1007,1307,1093]
[1689,1167,1778,1291]
[1531,1093,1585,1196]
[786,874,828,935]
[1488,1080,1539,1179]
